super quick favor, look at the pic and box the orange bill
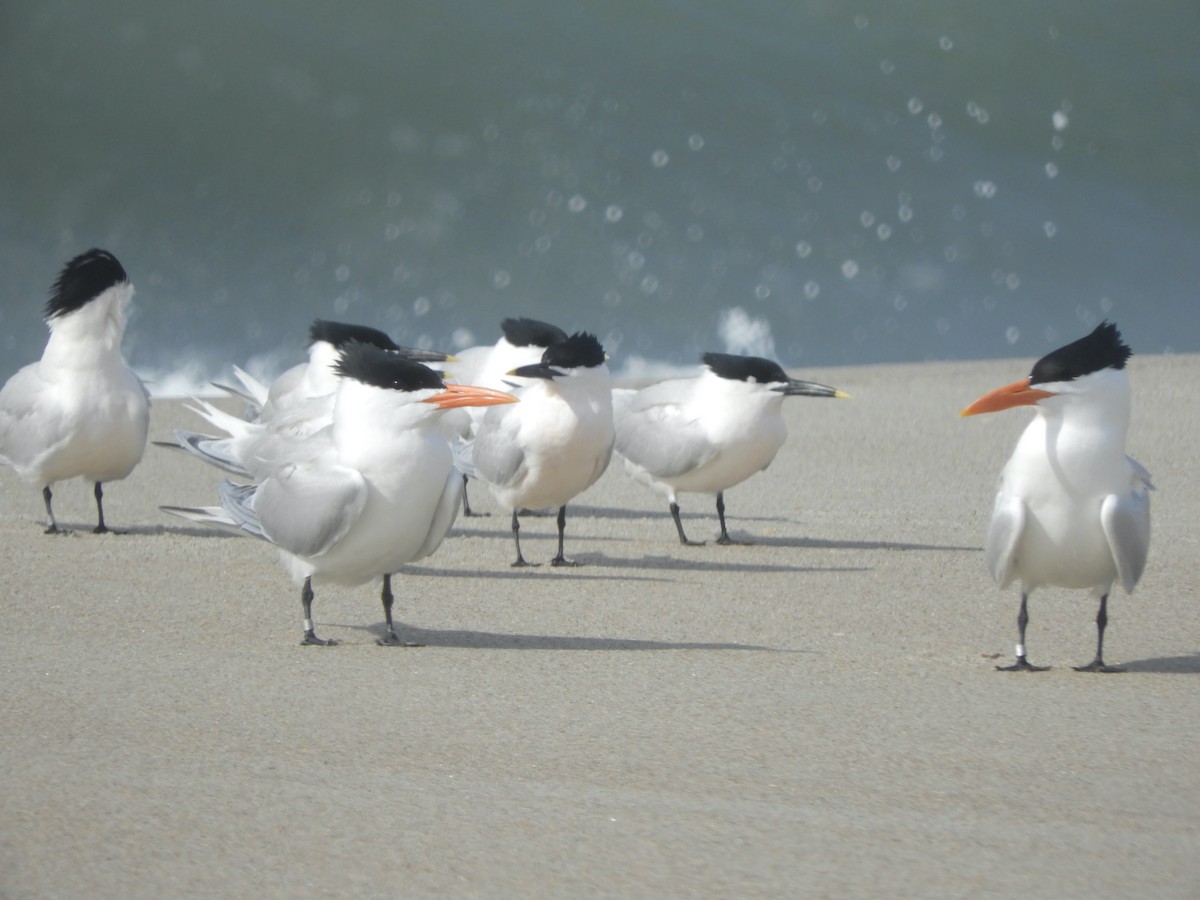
[424,383,519,410]
[960,378,1055,417]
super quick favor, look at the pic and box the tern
[961,321,1152,672]
[613,353,846,545]
[442,317,568,516]
[462,332,614,566]
[164,320,454,479]
[162,342,517,645]
[0,249,149,533]
[221,318,451,419]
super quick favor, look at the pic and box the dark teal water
[1,0,1196,390]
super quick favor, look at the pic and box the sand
[1,354,1197,898]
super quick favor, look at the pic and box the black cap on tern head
[335,341,445,392]
[702,352,789,385]
[542,332,606,370]
[309,319,400,352]
[501,317,568,348]
[45,249,129,320]
[1029,321,1131,386]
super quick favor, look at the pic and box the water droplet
[877,223,892,241]
[1043,221,1057,238]
[1005,273,1021,290]
[892,294,907,312]
[936,317,951,335]
[534,235,552,253]
[605,205,623,223]
[688,134,705,151]
[1005,326,1020,345]
[841,259,859,279]
[755,284,771,299]
[854,14,869,29]
[1052,110,1069,131]
[939,35,954,51]
[686,223,704,242]
[1045,162,1059,178]
[879,59,895,75]
[413,296,430,316]
[334,265,350,283]
[640,275,659,294]
[492,270,511,289]
[973,180,997,199]
[650,149,670,168]
[898,205,914,223]
[807,176,823,193]
[384,224,401,241]
[886,155,902,172]
[860,211,876,228]
[907,97,924,115]
[804,281,820,299]
[795,241,812,258]
[568,195,587,213]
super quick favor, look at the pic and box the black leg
[93,482,110,533]
[997,593,1048,671]
[670,501,704,546]
[511,510,536,567]
[1074,593,1124,672]
[714,492,749,545]
[462,473,488,517]
[300,576,337,645]
[377,574,399,645]
[550,505,579,567]
[42,485,62,534]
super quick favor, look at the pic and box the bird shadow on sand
[402,564,673,584]
[1117,653,1200,674]
[587,553,869,576]
[750,534,981,553]
[325,620,796,653]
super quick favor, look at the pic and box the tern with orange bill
[163,342,517,645]
[961,322,1152,672]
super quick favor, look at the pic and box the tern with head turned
[613,353,847,546]
[162,343,517,645]
[221,318,452,419]
[461,332,614,566]
[0,249,150,533]
[962,322,1152,672]
[163,319,454,479]
[442,316,569,516]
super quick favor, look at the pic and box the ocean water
[1,0,1196,393]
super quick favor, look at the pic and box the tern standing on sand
[962,322,1152,672]
[163,343,517,645]
[464,332,614,567]
[0,249,149,533]
[614,353,847,546]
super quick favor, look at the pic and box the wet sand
[2,354,1197,898]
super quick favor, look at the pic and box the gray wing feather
[471,409,527,488]
[984,492,1025,589]
[242,464,367,557]
[614,381,714,478]
[1101,488,1151,594]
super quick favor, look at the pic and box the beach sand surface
[2,355,1197,898]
